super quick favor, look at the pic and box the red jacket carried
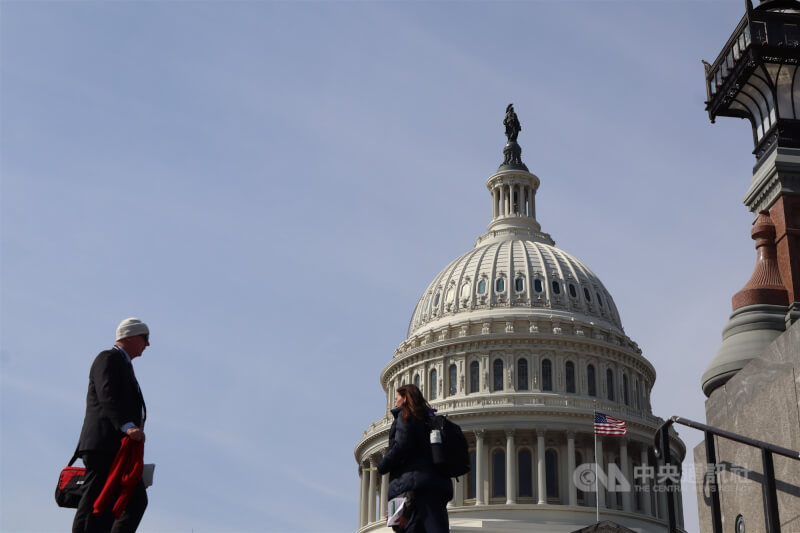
[93,436,144,519]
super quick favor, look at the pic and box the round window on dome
[515,277,524,292]
[477,279,487,295]
[460,282,471,299]
[496,278,505,293]
[446,286,455,303]
[569,283,577,298]
[552,281,561,295]
[534,279,543,293]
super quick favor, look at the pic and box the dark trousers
[72,452,147,533]
[404,489,449,533]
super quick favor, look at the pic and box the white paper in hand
[387,496,406,526]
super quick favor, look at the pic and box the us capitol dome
[354,107,686,533]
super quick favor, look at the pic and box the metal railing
[653,416,800,533]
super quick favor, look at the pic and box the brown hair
[396,384,431,422]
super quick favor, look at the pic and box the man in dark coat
[73,318,150,533]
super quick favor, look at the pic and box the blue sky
[1,1,759,531]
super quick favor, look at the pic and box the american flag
[594,412,626,436]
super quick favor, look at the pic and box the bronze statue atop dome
[501,104,527,170]
[504,103,521,143]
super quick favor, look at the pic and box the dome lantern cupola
[477,104,554,248]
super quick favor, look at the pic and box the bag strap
[67,443,80,466]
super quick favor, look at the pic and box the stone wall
[694,319,800,532]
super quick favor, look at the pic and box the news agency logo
[572,463,681,493]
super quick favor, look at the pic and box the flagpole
[594,408,599,524]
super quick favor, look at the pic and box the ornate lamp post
[700,0,800,396]
[704,0,800,320]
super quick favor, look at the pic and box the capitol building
[354,112,686,533]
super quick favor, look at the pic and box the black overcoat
[377,407,453,501]
[78,347,145,454]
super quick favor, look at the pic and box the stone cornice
[744,146,800,214]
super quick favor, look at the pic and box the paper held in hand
[142,464,155,488]
[387,496,406,526]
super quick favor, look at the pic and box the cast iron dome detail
[354,108,686,533]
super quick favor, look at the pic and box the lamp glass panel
[776,64,795,119]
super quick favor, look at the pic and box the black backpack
[428,414,470,479]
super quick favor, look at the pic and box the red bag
[55,450,86,508]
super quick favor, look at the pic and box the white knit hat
[116,317,149,341]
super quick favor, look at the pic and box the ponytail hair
[396,383,431,423]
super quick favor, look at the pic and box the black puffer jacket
[377,407,453,501]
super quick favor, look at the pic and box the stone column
[505,429,516,504]
[492,187,498,219]
[367,458,377,523]
[359,464,369,527]
[596,437,606,508]
[620,439,632,512]
[567,432,577,506]
[640,447,652,515]
[379,470,389,521]
[475,430,485,505]
[505,185,510,215]
[529,187,535,219]
[537,430,546,504]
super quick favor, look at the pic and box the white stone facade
[355,156,686,533]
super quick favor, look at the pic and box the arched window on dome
[493,359,504,391]
[515,277,524,292]
[470,361,479,393]
[445,286,455,304]
[587,364,597,397]
[491,449,505,499]
[430,369,438,400]
[517,358,528,390]
[566,361,576,393]
[518,449,533,498]
[597,292,603,307]
[460,282,471,299]
[606,369,615,401]
[552,281,561,295]
[545,449,559,501]
[541,359,553,391]
[433,292,441,308]
[534,279,543,293]
[495,278,505,293]
[449,364,457,396]
[414,374,421,390]
[584,287,592,302]
[477,279,487,295]
[569,283,577,298]
[623,373,630,406]
[423,295,431,313]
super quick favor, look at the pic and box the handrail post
[660,424,677,533]
[762,449,781,533]
[704,430,723,533]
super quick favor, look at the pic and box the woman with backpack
[378,384,453,533]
